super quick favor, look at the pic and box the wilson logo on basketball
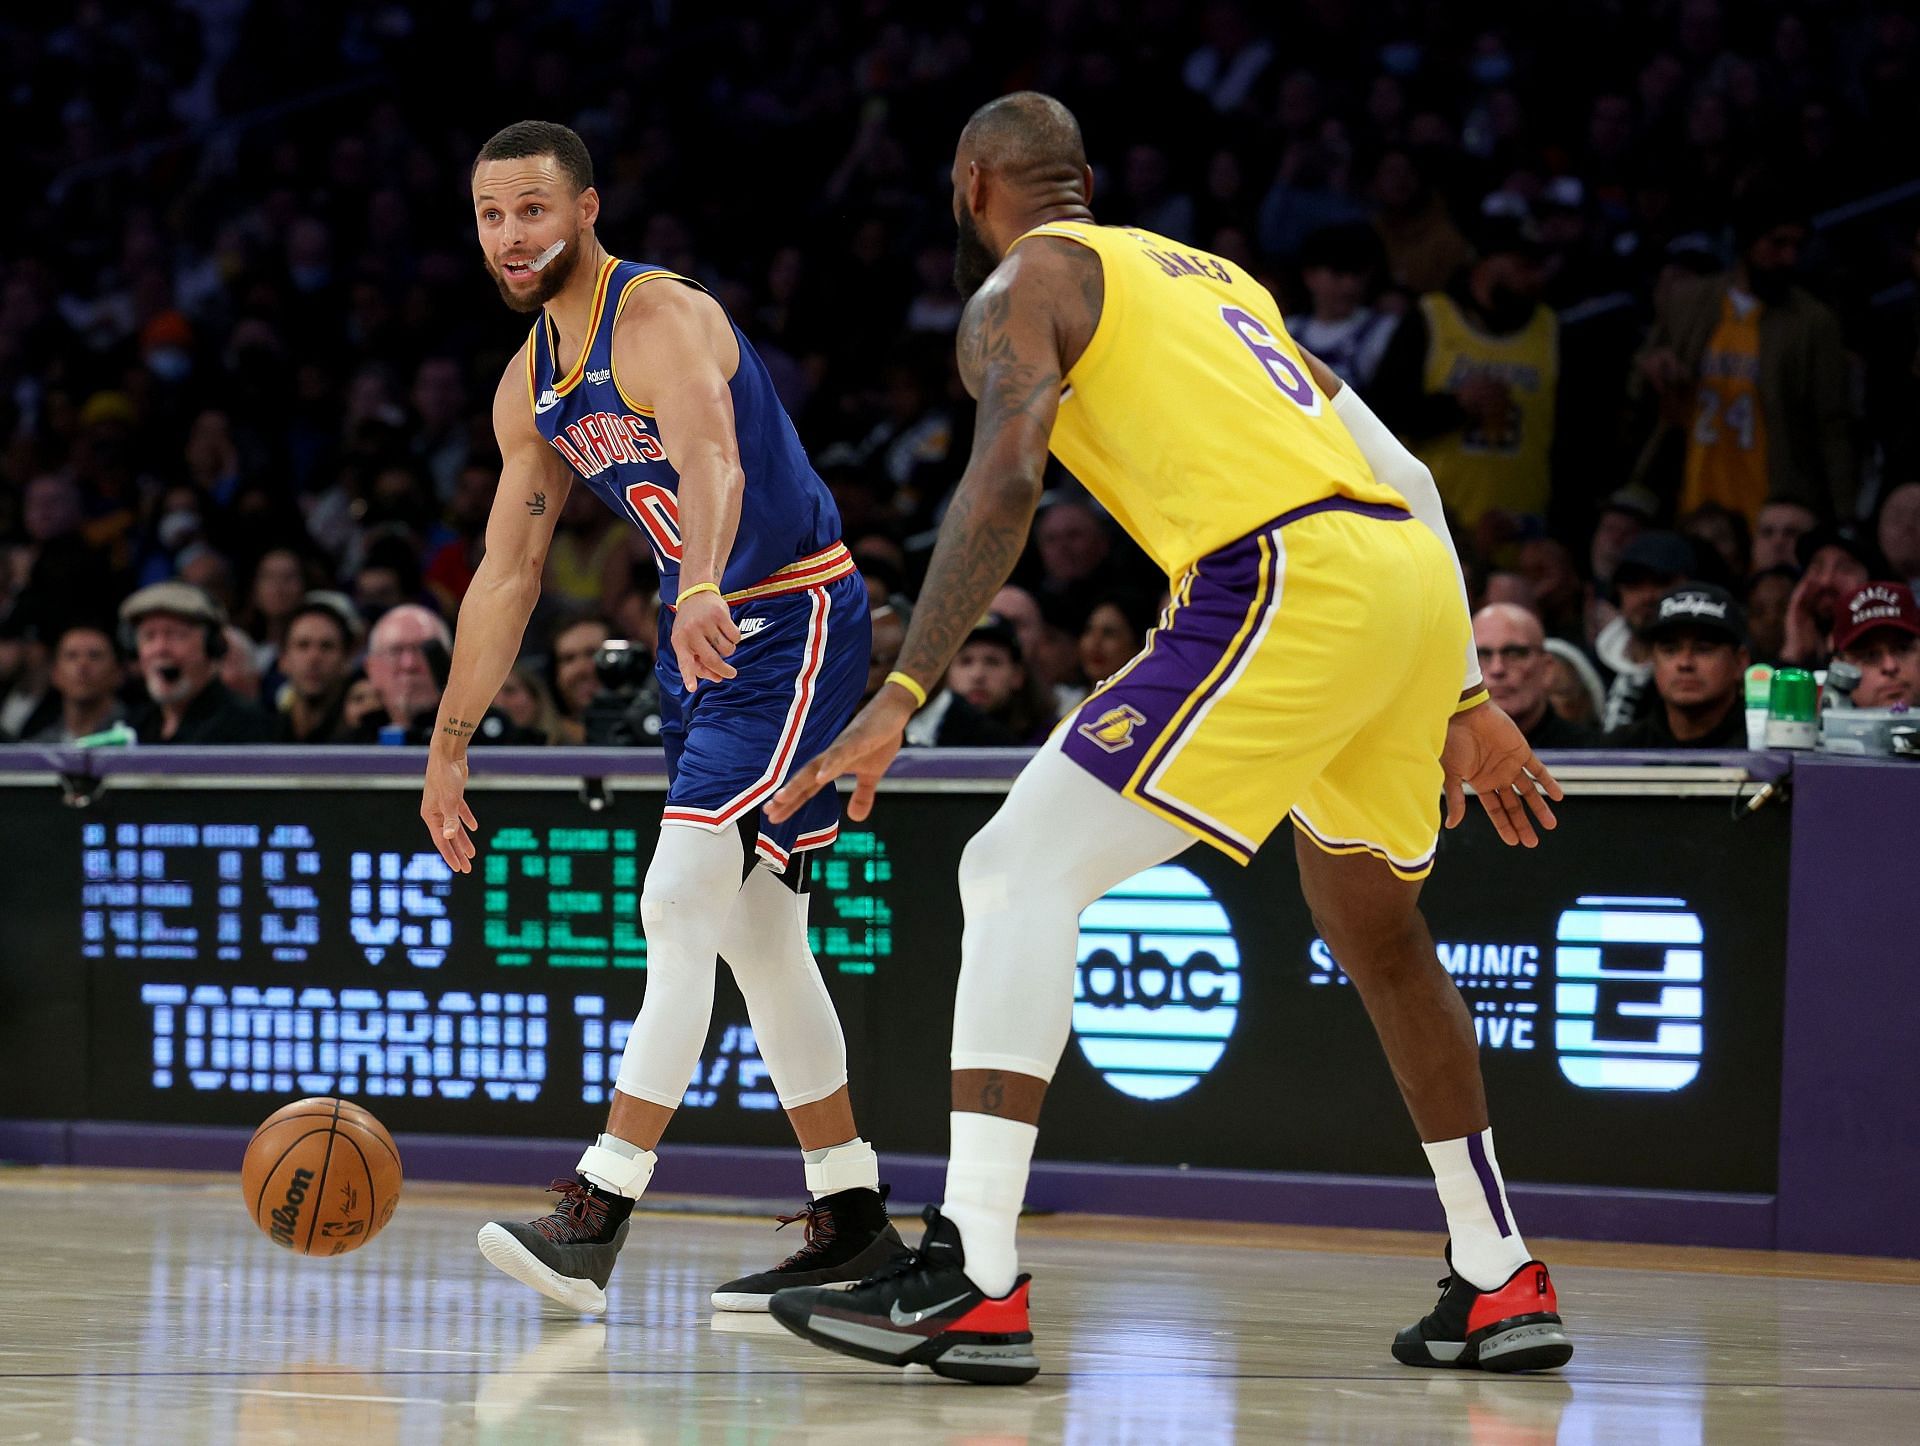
[268,1168,316,1247]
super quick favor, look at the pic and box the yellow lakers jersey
[1680,292,1768,520]
[1414,293,1558,526]
[1010,222,1404,577]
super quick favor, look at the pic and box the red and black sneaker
[710,1184,909,1312]
[768,1204,1039,1384]
[1393,1249,1574,1372]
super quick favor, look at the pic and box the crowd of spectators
[5,1,1920,753]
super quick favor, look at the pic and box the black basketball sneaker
[477,1177,633,1314]
[710,1184,910,1311]
[769,1204,1039,1384]
[1393,1249,1574,1372]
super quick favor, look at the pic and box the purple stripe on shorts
[1058,496,1406,850]
[1466,1129,1515,1238]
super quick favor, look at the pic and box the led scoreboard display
[0,776,1789,1192]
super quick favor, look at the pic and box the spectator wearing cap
[1292,224,1399,390]
[275,593,362,743]
[349,603,452,744]
[1780,525,1888,667]
[1594,530,1695,729]
[27,623,125,745]
[1752,498,1818,573]
[1630,180,1853,522]
[1832,583,1920,709]
[1605,584,1752,748]
[905,615,1045,747]
[1372,203,1560,533]
[121,582,275,744]
[1474,604,1601,748]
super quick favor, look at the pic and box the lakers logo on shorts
[1079,703,1148,753]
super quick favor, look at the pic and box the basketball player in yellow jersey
[766,93,1571,1384]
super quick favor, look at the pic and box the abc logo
[1553,895,1704,1092]
[1071,865,1240,1101]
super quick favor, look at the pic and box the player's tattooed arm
[894,242,1104,690]
[527,490,547,516]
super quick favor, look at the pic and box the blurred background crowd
[3,0,1919,755]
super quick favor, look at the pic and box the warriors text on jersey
[526,255,854,606]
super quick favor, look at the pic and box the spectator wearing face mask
[120,582,275,744]
[1631,180,1853,522]
[1832,583,1920,709]
[1473,604,1601,747]
[1605,584,1752,748]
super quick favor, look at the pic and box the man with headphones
[120,581,275,744]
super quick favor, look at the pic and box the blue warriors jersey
[527,256,854,605]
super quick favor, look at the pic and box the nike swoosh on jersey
[535,390,560,413]
[888,1292,970,1327]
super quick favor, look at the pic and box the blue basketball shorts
[655,569,870,870]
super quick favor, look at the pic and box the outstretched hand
[1442,700,1565,848]
[765,689,916,825]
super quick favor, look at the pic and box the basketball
[241,1098,403,1256]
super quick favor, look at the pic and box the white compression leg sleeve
[950,734,1191,1080]
[614,822,745,1108]
[719,866,848,1109]
[945,736,1190,1294]
[1330,383,1482,694]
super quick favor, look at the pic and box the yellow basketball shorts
[1059,498,1468,878]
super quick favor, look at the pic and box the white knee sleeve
[951,738,1189,1082]
[719,868,849,1109]
[614,822,745,1109]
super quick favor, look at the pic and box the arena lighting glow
[1071,865,1241,1102]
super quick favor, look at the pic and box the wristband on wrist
[1453,686,1491,714]
[677,581,722,603]
[885,670,928,709]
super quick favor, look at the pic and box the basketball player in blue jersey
[419,121,904,1315]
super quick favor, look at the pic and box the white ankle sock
[1423,1129,1530,1290]
[802,1137,879,1197]
[940,1112,1037,1297]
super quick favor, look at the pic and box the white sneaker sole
[477,1223,608,1315]
[709,1279,858,1314]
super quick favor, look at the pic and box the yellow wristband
[885,670,929,709]
[1453,686,1491,715]
[677,581,723,603]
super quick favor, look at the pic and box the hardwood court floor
[1,1169,1916,1444]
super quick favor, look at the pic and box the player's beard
[491,230,583,314]
[953,208,999,300]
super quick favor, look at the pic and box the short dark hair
[473,120,593,194]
